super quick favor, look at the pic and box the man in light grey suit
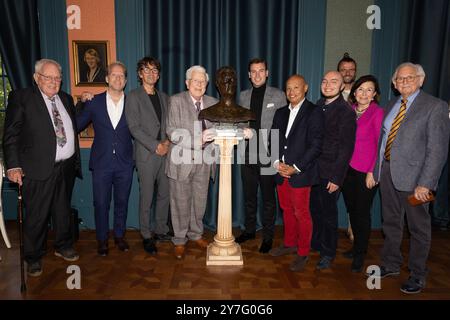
[372,62,450,294]
[166,65,218,259]
[236,58,286,253]
[125,57,171,255]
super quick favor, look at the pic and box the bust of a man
[199,66,255,123]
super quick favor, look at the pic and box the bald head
[286,74,308,106]
[321,71,344,100]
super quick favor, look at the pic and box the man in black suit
[269,75,323,272]
[310,71,356,270]
[3,59,82,277]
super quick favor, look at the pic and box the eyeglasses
[141,67,159,75]
[191,79,207,86]
[395,75,419,83]
[38,73,62,82]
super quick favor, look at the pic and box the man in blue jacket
[77,61,134,256]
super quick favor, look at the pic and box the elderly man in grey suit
[166,65,218,259]
[125,57,171,255]
[372,62,450,294]
[235,58,286,253]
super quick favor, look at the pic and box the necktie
[195,101,206,131]
[50,97,67,147]
[384,99,407,160]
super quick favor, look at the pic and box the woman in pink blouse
[341,75,384,272]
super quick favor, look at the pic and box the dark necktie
[195,101,206,131]
[50,97,67,147]
[384,99,407,160]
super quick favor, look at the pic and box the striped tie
[384,99,407,160]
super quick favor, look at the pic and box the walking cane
[17,185,26,292]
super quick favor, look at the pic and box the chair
[0,160,12,260]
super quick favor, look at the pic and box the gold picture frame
[73,40,109,87]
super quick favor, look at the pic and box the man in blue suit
[77,61,134,256]
[269,75,323,272]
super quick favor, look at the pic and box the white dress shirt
[106,91,125,129]
[41,91,75,161]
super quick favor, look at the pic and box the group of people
[2,53,449,295]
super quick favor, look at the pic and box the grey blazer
[373,90,450,191]
[166,91,218,181]
[125,86,169,162]
[239,85,286,153]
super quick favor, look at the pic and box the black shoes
[342,249,353,260]
[351,254,365,273]
[143,238,157,255]
[114,237,129,252]
[97,240,109,256]
[366,266,400,278]
[400,277,425,294]
[27,260,43,277]
[235,232,256,244]
[259,239,273,253]
[153,233,172,242]
[269,245,297,257]
[290,255,309,272]
[316,256,333,270]
[54,247,79,262]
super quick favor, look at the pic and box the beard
[343,76,355,84]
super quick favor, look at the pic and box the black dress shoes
[400,277,425,294]
[27,260,43,277]
[259,239,273,253]
[114,237,130,252]
[235,232,256,244]
[342,249,354,260]
[97,240,109,256]
[351,254,365,273]
[143,238,157,255]
[153,233,172,242]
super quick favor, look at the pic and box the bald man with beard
[310,71,356,270]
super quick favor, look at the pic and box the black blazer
[271,99,324,188]
[3,85,82,180]
[316,95,356,186]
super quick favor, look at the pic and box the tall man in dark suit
[372,62,450,294]
[3,59,82,276]
[310,71,356,270]
[236,58,286,253]
[77,62,133,256]
[125,57,171,255]
[166,65,218,259]
[269,75,324,272]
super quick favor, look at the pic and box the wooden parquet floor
[1,222,449,300]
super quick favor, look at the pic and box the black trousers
[341,167,377,256]
[240,163,276,241]
[22,157,76,263]
[310,178,340,258]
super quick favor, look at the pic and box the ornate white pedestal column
[206,134,243,266]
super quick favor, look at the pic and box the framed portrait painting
[73,40,109,86]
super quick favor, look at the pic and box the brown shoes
[194,238,209,249]
[174,245,185,259]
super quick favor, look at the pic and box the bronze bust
[199,66,255,123]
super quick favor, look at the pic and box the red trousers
[277,179,312,256]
